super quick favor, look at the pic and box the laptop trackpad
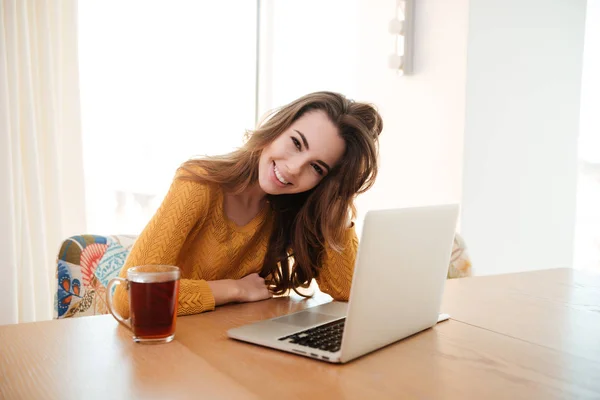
[272,311,336,327]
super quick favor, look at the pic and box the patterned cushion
[53,232,472,319]
[448,233,472,279]
[54,235,136,319]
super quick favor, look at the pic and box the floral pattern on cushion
[54,235,136,319]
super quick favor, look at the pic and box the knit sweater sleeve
[315,226,359,301]
[113,169,216,318]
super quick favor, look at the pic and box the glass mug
[106,265,180,344]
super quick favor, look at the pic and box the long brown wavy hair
[179,91,382,296]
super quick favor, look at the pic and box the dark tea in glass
[107,265,180,343]
[130,279,179,339]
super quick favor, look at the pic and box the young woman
[113,91,383,317]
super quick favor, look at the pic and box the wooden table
[1,268,600,399]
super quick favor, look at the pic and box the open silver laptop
[227,204,459,363]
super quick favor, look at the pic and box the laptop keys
[278,318,345,353]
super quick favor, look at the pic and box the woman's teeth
[274,165,289,185]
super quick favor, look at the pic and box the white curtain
[0,0,86,325]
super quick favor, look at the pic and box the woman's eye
[291,137,301,150]
[312,164,324,175]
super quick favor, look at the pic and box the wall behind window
[461,0,586,275]
[79,0,257,234]
[352,0,469,233]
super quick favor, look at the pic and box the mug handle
[106,277,132,330]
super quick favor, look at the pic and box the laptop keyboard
[278,318,345,353]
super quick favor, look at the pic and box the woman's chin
[265,186,285,195]
[258,177,279,195]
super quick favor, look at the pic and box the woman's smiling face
[258,110,346,195]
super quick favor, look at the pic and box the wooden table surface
[1,268,600,399]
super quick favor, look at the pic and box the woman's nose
[286,159,303,176]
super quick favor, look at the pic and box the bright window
[574,0,600,272]
[79,0,257,234]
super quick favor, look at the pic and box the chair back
[54,235,137,319]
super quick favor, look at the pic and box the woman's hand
[234,273,272,303]
[207,273,271,306]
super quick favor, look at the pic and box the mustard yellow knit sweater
[114,168,359,318]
